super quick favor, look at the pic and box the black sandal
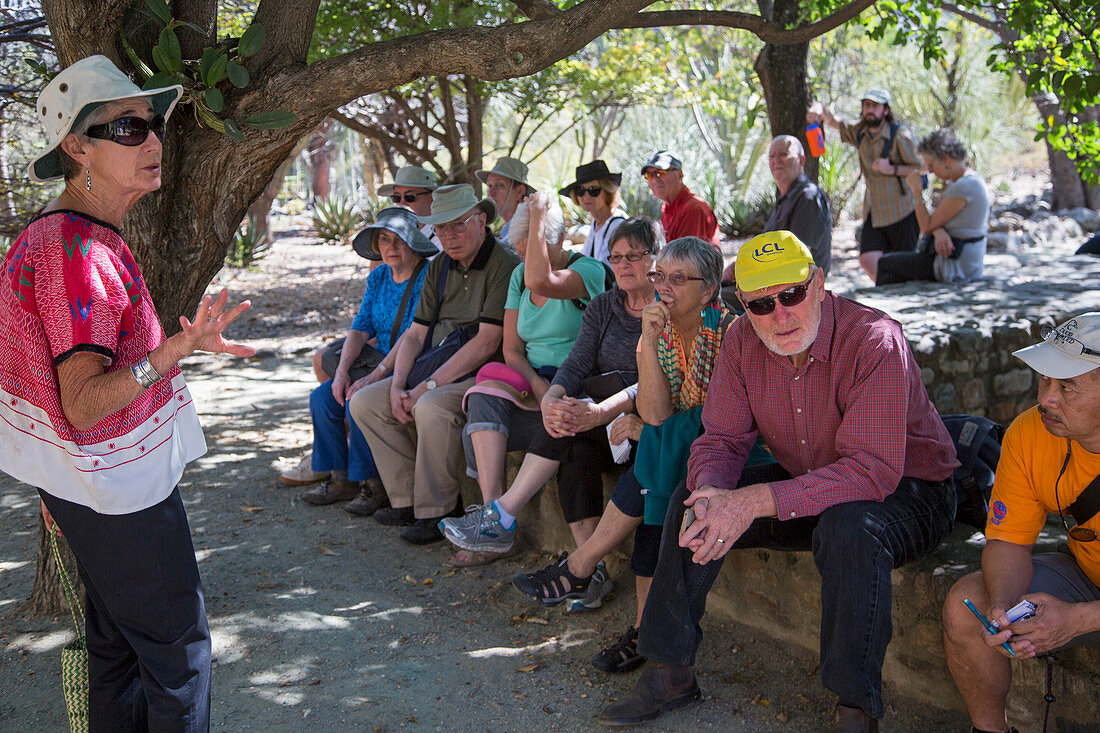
[591,626,643,673]
[511,551,591,606]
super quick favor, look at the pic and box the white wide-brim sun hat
[28,55,183,182]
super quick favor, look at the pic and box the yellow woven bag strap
[49,527,85,638]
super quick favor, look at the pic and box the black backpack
[940,414,1005,530]
[518,251,614,312]
[855,121,927,194]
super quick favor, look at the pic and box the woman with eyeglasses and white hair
[441,217,663,599]
[510,236,737,672]
[451,191,609,565]
[0,56,254,730]
[560,159,628,265]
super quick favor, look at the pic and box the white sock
[492,500,516,529]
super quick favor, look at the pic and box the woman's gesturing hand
[177,289,255,359]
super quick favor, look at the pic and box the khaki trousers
[349,376,474,519]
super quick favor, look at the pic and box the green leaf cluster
[120,0,296,141]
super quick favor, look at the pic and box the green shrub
[225,214,270,268]
[717,191,774,238]
[312,196,360,245]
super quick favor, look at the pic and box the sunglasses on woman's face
[576,185,603,198]
[85,115,166,146]
[740,273,814,316]
[391,193,423,204]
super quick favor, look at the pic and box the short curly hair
[917,128,968,162]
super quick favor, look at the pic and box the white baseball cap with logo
[1013,313,1100,379]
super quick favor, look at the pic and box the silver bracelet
[130,353,163,390]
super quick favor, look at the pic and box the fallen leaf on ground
[317,544,337,556]
[241,504,263,512]
[525,617,548,625]
[421,578,434,586]
[516,662,542,673]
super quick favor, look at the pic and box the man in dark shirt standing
[599,231,958,732]
[723,135,832,281]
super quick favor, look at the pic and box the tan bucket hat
[417,184,497,226]
[28,55,183,182]
[376,166,439,197]
[475,156,535,190]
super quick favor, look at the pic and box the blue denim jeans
[636,463,955,718]
[309,380,378,482]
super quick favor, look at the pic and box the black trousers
[636,464,955,718]
[40,487,211,733]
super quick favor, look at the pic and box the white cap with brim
[1013,312,1100,379]
[28,55,183,182]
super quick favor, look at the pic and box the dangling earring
[85,169,92,192]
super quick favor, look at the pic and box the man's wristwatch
[425,378,438,391]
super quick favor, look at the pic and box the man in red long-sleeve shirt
[599,230,958,733]
[641,150,719,246]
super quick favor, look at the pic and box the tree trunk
[27,519,83,618]
[306,119,333,203]
[246,155,295,245]
[753,0,817,182]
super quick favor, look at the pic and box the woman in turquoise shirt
[457,192,608,564]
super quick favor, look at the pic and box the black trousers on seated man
[636,463,955,718]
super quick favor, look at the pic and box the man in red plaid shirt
[599,231,958,732]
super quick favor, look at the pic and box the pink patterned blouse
[0,211,205,513]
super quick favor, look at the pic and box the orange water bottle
[806,123,826,158]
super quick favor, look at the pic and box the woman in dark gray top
[440,219,662,568]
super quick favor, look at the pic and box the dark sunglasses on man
[739,271,816,316]
[391,192,425,204]
[85,114,166,146]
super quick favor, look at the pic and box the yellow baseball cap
[735,231,815,292]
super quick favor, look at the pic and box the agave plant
[313,196,360,246]
[225,214,270,268]
[717,191,774,238]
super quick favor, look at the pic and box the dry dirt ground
[0,230,974,732]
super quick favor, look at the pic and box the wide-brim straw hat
[558,159,622,196]
[352,206,439,260]
[376,166,439,197]
[417,184,497,226]
[28,55,183,182]
[475,156,534,190]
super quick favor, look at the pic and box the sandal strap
[527,552,589,600]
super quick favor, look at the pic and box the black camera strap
[1067,471,1100,528]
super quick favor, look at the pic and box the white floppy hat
[28,55,183,182]
[376,166,439,197]
[1013,313,1100,379]
[417,184,497,226]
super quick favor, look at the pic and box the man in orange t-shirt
[942,312,1100,733]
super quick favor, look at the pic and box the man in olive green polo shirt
[350,185,520,545]
[807,88,922,282]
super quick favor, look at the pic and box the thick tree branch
[509,0,559,21]
[250,0,320,71]
[174,0,217,57]
[614,0,877,45]
[330,110,433,169]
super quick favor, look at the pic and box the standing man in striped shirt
[598,231,958,733]
[807,88,923,283]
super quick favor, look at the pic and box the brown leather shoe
[343,479,389,516]
[833,704,878,733]
[300,477,359,505]
[597,661,700,726]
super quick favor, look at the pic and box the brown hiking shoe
[300,477,359,505]
[597,660,700,726]
[833,704,878,733]
[343,479,389,517]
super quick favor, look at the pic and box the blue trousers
[310,380,378,482]
[40,487,211,733]
[636,463,955,718]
